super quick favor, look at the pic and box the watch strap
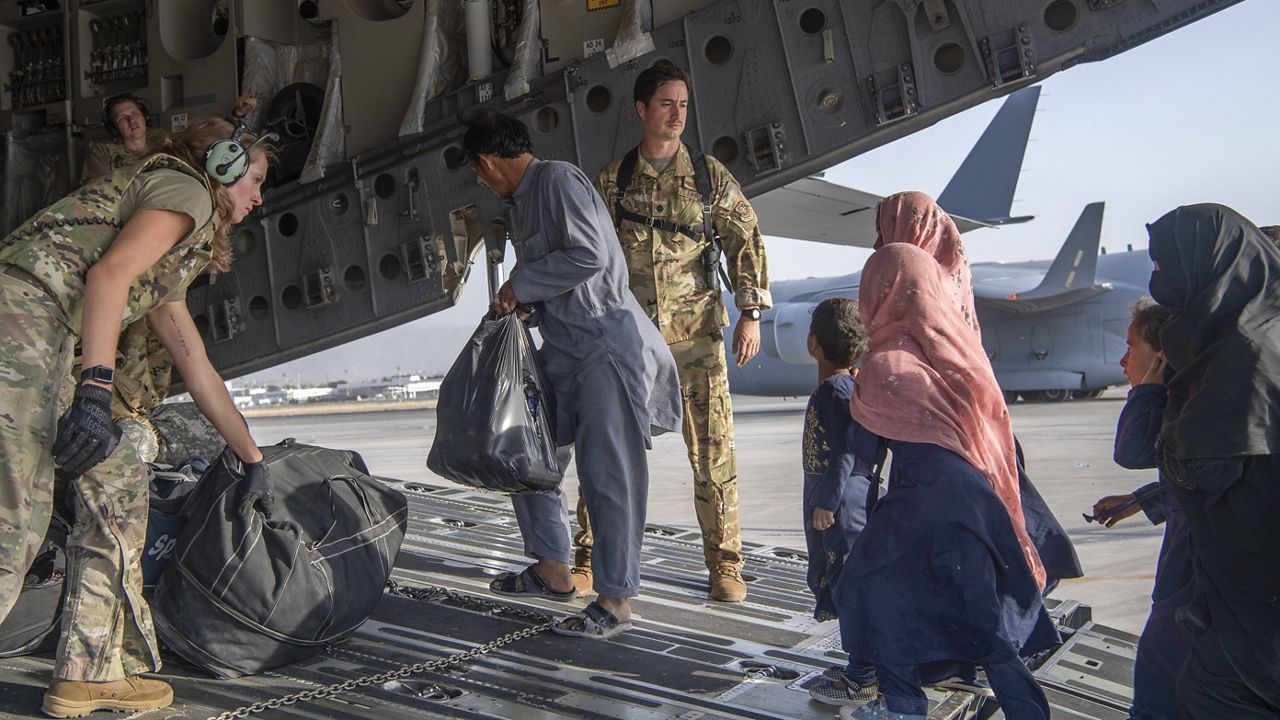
[81,364,115,384]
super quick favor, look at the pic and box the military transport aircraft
[0,1,1248,719]
[726,86,1141,401]
[728,200,1145,401]
[29,0,1231,381]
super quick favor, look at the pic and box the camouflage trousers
[0,274,160,681]
[576,331,741,571]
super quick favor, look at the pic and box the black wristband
[80,364,114,385]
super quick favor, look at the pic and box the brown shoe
[570,564,594,595]
[43,677,174,718]
[710,565,747,602]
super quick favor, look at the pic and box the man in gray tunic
[462,111,681,638]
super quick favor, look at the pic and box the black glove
[237,460,274,517]
[52,383,122,476]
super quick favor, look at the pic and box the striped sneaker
[808,672,879,706]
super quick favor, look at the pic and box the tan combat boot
[570,566,593,595]
[42,676,174,718]
[571,546,594,595]
[710,565,747,602]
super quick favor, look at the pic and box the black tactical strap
[615,207,701,240]
[691,149,734,293]
[612,147,640,233]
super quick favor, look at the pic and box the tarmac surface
[247,386,1162,634]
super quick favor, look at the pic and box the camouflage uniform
[79,129,176,466]
[588,145,771,572]
[72,321,173,465]
[81,130,166,183]
[0,154,216,681]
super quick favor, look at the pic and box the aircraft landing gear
[1072,388,1105,400]
[1002,390,1019,405]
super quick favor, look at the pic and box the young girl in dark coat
[799,298,881,707]
[1091,297,1192,720]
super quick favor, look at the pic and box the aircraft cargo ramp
[0,479,1133,720]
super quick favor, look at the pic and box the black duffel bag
[151,440,407,678]
[427,312,563,493]
[141,465,202,596]
[0,509,70,657]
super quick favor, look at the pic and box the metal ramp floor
[0,479,1132,719]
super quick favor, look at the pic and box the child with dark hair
[801,298,880,708]
[1090,296,1191,720]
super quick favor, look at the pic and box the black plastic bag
[427,312,563,493]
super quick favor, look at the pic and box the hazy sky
[245,1,1279,385]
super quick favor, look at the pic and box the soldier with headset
[0,116,275,718]
[589,60,772,603]
[81,92,166,183]
[78,95,259,471]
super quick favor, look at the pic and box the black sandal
[489,565,577,601]
[551,601,633,639]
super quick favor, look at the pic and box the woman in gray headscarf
[1146,203,1280,719]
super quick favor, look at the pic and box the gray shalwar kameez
[506,159,681,598]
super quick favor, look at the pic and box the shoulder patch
[732,200,754,222]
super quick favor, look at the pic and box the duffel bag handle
[310,475,377,550]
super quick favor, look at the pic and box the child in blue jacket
[801,298,881,708]
[1090,298,1192,720]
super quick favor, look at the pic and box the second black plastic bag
[427,312,563,493]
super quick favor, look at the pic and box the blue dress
[836,437,1060,667]
[802,374,876,621]
[1115,384,1194,720]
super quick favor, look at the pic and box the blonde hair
[144,117,271,273]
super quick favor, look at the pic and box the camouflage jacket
[0,153,217,332]
[84,137,178,418]
[594,145,771,344]
[73,320,174,420]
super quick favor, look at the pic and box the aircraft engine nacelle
[770,302,820,365]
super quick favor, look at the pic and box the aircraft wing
[753,177,994,247]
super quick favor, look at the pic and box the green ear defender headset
[202,119,278,186]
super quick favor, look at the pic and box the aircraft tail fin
[937,86,1040,225]
[1023,202,1105,299]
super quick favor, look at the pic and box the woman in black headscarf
[1146,203,1280,719]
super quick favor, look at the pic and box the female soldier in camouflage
[0,117,273,718]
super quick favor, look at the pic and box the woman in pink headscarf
[834,244,1057,720]
[876,190,1083,593]
[876,191,979,334]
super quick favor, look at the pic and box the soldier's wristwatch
[80,365,114,385]
[742,307,762,321]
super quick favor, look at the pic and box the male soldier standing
[587,60,771,602]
